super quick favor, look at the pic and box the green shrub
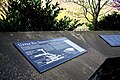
[56,16,82,31]
[86,23,94,31]
[0,0,81,31]
[97,12,120,30]
[0,0,61,31]
[88,12,120,31]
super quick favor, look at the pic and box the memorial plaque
[99,35,120,47]
[14,37,87,73]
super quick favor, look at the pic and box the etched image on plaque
[14,37,87,73]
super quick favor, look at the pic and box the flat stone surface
[0,31,120,80]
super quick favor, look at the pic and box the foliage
[0,0,60,31]
[86,23,94,31]
[112,0,120,10]
[0,0,7,19]
[0,0,81,31]
[98,12,120,30]
[56,16,82,31]
[88,12,120,30]
[64,0,109,30]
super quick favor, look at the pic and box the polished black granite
[14,37,87,73]
[99,34,120,47]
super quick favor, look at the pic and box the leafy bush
[56,16,82,31]
[0,0,61,31]
[86,23,94,31]
[0,0,81,31]
[88,12,120,31]
[98,12,120,30]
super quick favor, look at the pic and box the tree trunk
[92,13,99,30]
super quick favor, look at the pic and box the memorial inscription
[99,35,120,47]
[14,37,87,73]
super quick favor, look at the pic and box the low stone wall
[0,31,120,80]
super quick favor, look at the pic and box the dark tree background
[97,12,120,30]
[0,0,81,31]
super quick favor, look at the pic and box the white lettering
[18,42,31,47]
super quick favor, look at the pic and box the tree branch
[88,0,94,14]
[82,6,92,23]
[100,0,109,10]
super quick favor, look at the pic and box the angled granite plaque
[14,37,87,73]
[99,34,120,47]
